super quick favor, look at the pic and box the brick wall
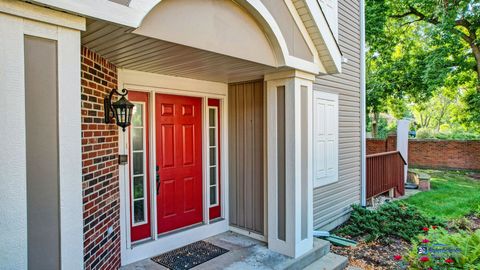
[366,139,387,155]
[409,140,480,170]
[81,47,121,270]
[366,135,397,155]
[367,136,480,170]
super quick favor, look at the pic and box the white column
[0,3,85,269]
[397,119,410,182]
[265,70,314,258]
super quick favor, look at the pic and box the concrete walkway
[121,231,339,270]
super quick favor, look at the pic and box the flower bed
[399,226,480,269]
[332,203,480,269]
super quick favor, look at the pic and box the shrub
[450,217,474,231]
[336,202,443,243]
[400,227,480,269]
[416,128,435,139]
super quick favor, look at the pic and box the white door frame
[117,69,230,265]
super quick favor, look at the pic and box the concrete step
[303,253,348,270]
[281,238,331,270]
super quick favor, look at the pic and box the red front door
[155,94,203,234]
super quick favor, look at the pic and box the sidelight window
[131,102,148,225]
[208,107,219,207]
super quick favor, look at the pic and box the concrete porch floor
[121,231,343,270]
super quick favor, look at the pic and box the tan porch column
[265,70,314,258]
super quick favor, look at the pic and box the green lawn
[403,170,480,221]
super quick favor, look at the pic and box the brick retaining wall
[367,136,480,170]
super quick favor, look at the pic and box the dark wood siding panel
[228,81,265,234]
[313,0,362,230]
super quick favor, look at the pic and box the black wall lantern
[104,88,134,132]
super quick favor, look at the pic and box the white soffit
[82,20,276,83]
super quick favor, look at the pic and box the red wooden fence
[366,151,406,199]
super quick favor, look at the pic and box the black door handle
[156,165,160,194]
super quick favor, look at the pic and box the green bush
[336,203,443,242]
[416,128,435,139]
[401,227,480,269]
[413,128,480,140]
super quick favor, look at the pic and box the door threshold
[131,236,154,248]
[157,222,204,238]
[122,219,229,265]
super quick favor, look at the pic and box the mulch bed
[332,214,480,269]
[331,236,410,270]
[467,215,480,230]
[468,173,480,180]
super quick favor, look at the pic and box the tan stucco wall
[134,0,278,66]
[260,0,313,62]
[134,0,314,67]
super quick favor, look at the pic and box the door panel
[156,94,203,234]
[128,91,152,242]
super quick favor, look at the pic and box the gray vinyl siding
[313,0,361,230]
[228,81,265,235]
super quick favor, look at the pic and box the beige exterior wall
[134,0,278,67]
[260,0,314,62]
[313,0,361,230]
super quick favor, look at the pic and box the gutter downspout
[360,0,367,207]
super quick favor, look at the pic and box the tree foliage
[366,0,480,135]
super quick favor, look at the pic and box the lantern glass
[112,96,134,131]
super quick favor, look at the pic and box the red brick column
[366,139,387,155]
[386,134,397,152]
[81,47,121,270]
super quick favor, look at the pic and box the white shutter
[313,91,338,187]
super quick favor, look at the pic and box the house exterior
[0,0,366,269]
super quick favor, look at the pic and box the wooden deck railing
[366,151,407,199]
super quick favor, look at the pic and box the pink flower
[445,258,454,264]
[393,255,402,261]
[422,239,430,243]
[420,256,430,262]
[422,227,429,232]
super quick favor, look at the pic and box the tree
[365,0,480,136]
[388,1,480,91]
[365,6,439,136]
[412,86,459,130]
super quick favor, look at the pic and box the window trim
[130,101,148,226]
[208,106,220,207]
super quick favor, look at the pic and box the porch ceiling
[82,20,277,83]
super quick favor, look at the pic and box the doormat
[151,241,229,270]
